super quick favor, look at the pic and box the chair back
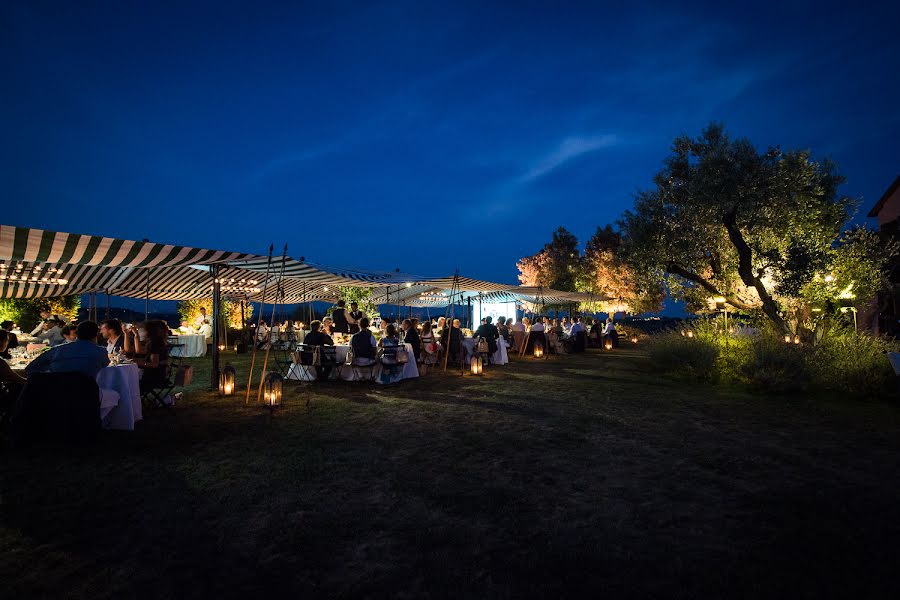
[12,372,101,445]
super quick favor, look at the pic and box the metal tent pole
[211,264,221,390]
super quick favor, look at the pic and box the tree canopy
[620,123,862,332]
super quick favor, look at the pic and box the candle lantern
[218,343,226,352]
[630,335,638,344]
[219,363,236,396]
[686,330,694,339]
[470,355,483,375]
[793,335,801,345]
[533,343,544,358]
[784,334,792,344]
[263,371,283,409]
[604,339,613,350]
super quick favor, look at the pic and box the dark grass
[2,347,900,598]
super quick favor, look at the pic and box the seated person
[444,319,464,363]
[123,320,170,394]
[256,321,270,350]
[322,317,334,337]
[303,320,334,381]
[36,319,65,346]
[197,319,213,351]
[496,316,510,343]
[400,319,420,361]
[25,321,110,379]
[418,321,439,371]
[29,309,66,336]
[100,319,125,352]
[0,330,27,415]
[350,317,377,366]
[61,324,78,343]
[177,320,193,334]
[0,320,19,359]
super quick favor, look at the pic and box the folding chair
[141,351,184,413]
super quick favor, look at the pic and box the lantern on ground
[784,334,792,344]
[218,343,226,352]
[630,335,638,344]
[686,330,694,339]
[793,335,801,345]
[263,372,283,409]
[470,355,483,375]
[604,339,613,351]
[219,363,236,396]
[680,330,686,337]
[533,343,544,358]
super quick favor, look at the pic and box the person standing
[347,302,366,334]
[400,319,420,361]
[331,300,350,334]
[100,319,125,353]
[194,307,208,329]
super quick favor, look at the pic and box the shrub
[647,328,720,381]
[808,326,898,396]
[742,333,811,394]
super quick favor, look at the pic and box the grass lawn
[2,346,899,598]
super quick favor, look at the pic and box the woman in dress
[377,323,404,384]
[125,320,170,395]
[418,321,439,374]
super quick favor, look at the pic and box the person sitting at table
[350,317,377,367]
[510,317,526,352]
[194,307,208,329]
[348,302,366,334]
[442,318,463,364]
[418,321,439,374]
[331,300,351,334]
[603,318,618,346]
[322,317,334,337]
[100,319,125,353]
[177,320,193,334]
[61,324,78,343]
[526,316,547,354]
[303,320,334,381]
[400,319,420,361]
[36,319,65,346]
[0,321,18,359]
[29,309,67,336]
[473,316,500,359]
[25,321,109,379]
[435,317,446,341]
[569,317,586,352]
[127,320,170,394]
[256,321,269,350]
[377,323,407,384]
[0,330,27,410]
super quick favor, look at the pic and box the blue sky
[3,1,899,289]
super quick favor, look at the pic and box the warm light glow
[824,274,835,283]
[405,282,412,288]
[263,372,283,407]
[686,330,694,339]
[784,334,792,344]
[793,335,801,345]
[219,364,236,396]
[533,344,544,358]
[470,356,483,375]
[218,344,226,351]
[630,335,638,344]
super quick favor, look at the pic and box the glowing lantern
[263,372,283,409]
[680,330,686,337]
[533,343,544,358]
[218,343,226,352]
[793,335,801,345]
[630,335,638,344]
[470,355,483,375]
[686,330,694,339]
[784,334,792,344]
[218,363,236,396]
[604,339,613,350]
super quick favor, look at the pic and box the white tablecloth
[286,343,419,383]
[96,363,142,431]
[170,334,207,357]
[461,337,508,365]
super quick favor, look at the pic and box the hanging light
[219,363,236,396]
[470,355,483,375]
[263,372,283,409]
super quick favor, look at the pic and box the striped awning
[0,225,613,305]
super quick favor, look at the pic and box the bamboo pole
[245,244,274,405]
[257,244,288,404]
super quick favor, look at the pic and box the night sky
[4,1,899,288]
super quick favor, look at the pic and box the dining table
[96,362,142,430]
[169,334,207,357]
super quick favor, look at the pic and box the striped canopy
[0,225,611,306]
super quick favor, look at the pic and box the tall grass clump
[808,326,898,396]
[742,332,811,393]
[647,323,720,381]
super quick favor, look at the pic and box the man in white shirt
[30,310,66,336]
[36,319,65,346]
[197,319,213,341]
[570,317,585,335]
[194,308,209,329]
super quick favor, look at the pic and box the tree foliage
[620,123,858,332]
[177,298,252,329]
[0,296,80,330]
[516,226,580,291]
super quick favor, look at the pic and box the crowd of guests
[0,313,177,421]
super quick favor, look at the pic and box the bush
[647,328,720,381]
[808,326,898,396]
[742,333,811,394]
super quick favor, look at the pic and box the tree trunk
[723,211,790,333]
[665,262,756,311]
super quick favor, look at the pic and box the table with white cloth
[286,343,419,383]
[169,334,207,357]
[96,362,142,430]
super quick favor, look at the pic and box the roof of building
[868,175,900,218]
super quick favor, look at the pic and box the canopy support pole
[211,264,221,390]
[144,268,151,321]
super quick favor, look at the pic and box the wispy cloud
[516,134,618,183]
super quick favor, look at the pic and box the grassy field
[2,346,899,598]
